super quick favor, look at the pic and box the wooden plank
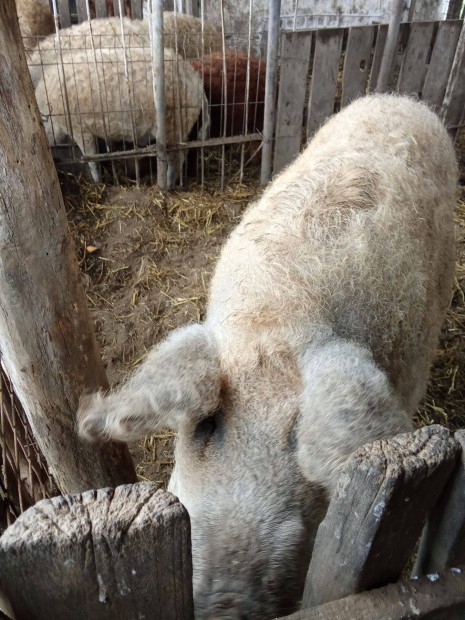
[131,0,143,20]
[387,22,410,91]
[301,425,459,608]
[306,28,343,139]
[0,0,137,494]
[56,0,71,28]
[374,0,403,92]
[95,0,110,18]
[442,20,465,133]
[369,24,388,91]
[397,21,435,96]
[342,26,376,107]
[273,31,312,174]
[75,0,90,22]
[413,430,465,576]
[113,0,121,17]
[422,20,462,107]
[283,566,465,619]
[0,484,194,620]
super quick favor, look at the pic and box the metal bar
[260,0,281,185]
[56,133,265,165]
[149,0,168,190]
[374,0,404,93]
[220,0,227,192]
[239,0,254,183]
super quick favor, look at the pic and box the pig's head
[78,323,410,619]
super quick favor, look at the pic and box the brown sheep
[190,50,266,138]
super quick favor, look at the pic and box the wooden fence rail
[0,483,193,620]
[274,19,465,174]
[302,425,460,608]
[1,425,465,619]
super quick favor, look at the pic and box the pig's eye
[194,408,221,443]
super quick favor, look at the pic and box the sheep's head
[78,323,410,619]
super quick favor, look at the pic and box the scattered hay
[63,174,259,485]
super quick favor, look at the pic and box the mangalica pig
[78,94,457,619]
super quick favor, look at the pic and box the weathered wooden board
[95,0,110,18]
[342,26,376,107]
[413,430,465,576]
[0,484,194,620]
[422,20,462,107]
[75,0,90,22]
[369,24,388,91]
[56,0,71,28]
[306,28,344,139]
[113,0,122,17]
[374,0,404,93]
[302,425,459,608]
[284,566,465,619]
[273,31,312,173]
[442,20,465,132]
[0,0,136,494]
[131,0,143,20]
[387,22,410,91]
[397,21,435,96]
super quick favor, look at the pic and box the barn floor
[63,174,259,485]
[63,150,465,489]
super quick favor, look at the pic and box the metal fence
[19,0,465,191]
[23,0,268,189]
[0,360,58,533]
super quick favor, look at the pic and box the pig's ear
[78,323,221,442]
[295,340,411,493]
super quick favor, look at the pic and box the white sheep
[16,0,54,51]
[27,13,222,88]
[35,45,205,184]
[77,95,457,618]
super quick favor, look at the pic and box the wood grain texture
[56,0,71,28]
[75,0,90,22]
[387,22,410,91]
[397,21,435,96]
[0,483,193,620]
[273,31,312,173]
[442,20,465,131]
[95,0,110,18]
[422,20,462,107]
[306,28,343,139]
[413,430,465,576]
[369,24,388,92]
[0,0,136,493]
[284,566,465,619]
[131,0,143,20]
[302,425,459,608]
[342,26,376,106]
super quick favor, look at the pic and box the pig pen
[62,139,465,488]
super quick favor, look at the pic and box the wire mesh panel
[20,0,267,188]
[0,361,58,533]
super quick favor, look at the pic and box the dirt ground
[62,142,465,488]
[63,174,259,484]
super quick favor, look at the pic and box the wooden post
[149,0,169,190]
[301,425,459,608]
[442,20,465,136]
[260,0,281,185]
[282,566,465,619]
[0,0,136,493]
[374,0,404,93]
[413,430,465,576]
[0,483,194,620]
